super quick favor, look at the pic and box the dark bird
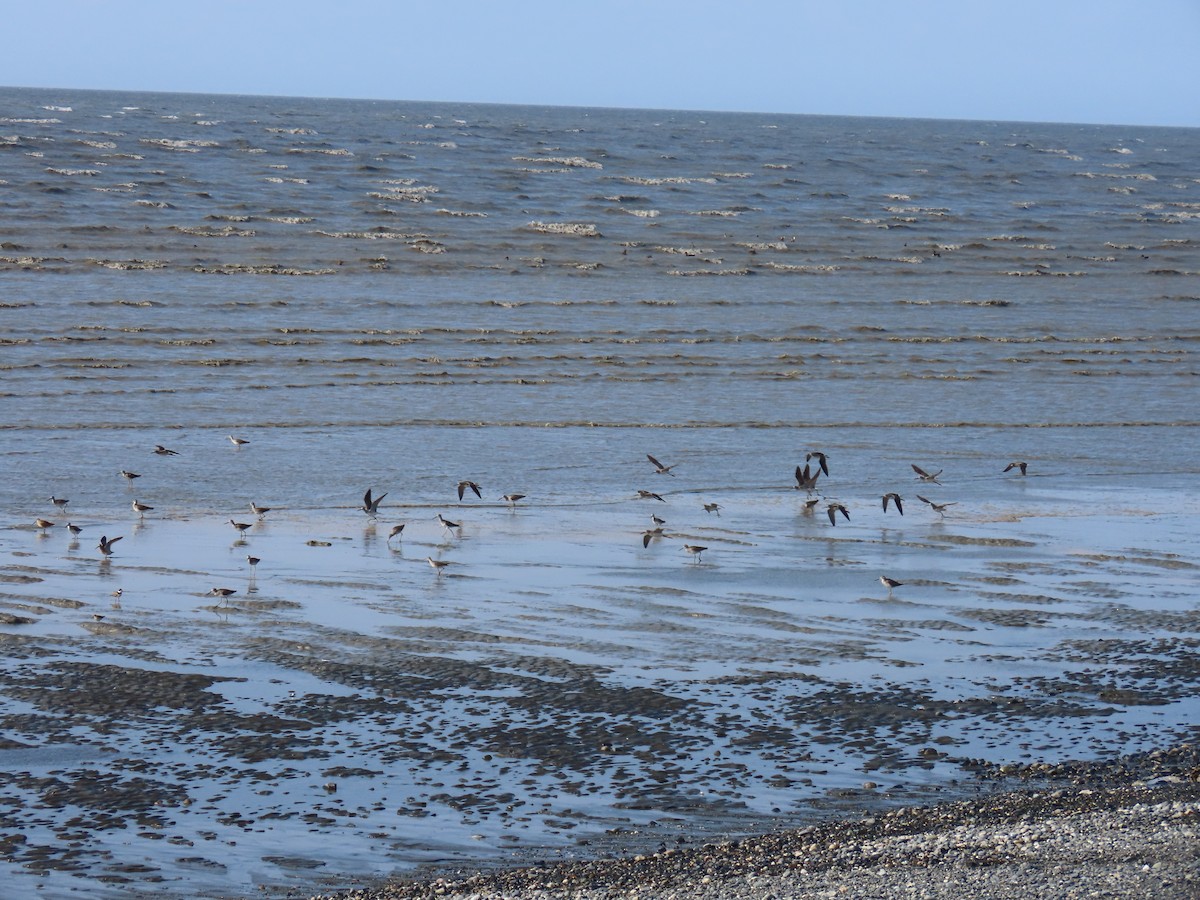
[1003,461,1028,476]
[250,502,272,517]
[229,519,253,535]
[97,535,123,555]
[209,587,237,605]
[911,464,943,484]
[801,497,820,512]
[387,524,405,542]
[436,513,461,531]
[647,454,677,476]
[642,527,664,548]
[426,557,450,576]
[501,493,526,507]
[246,555,260,570]
[362,488,387,517]
[66,522,84,536]
[132,500,153,518]
[120,470,141,482]
[637,490,666,502]
[882,493,904,515]
[826,503,850,526]
[457,480,482,501]
[703,502,722,516]
[794,463,821,491]
[50,495,69,511]
[154,445,179,456]
[806,451,829,477]
[880,576,904,592]
[228,435,249,447]
[916,495,957,517]
[35,518,55,531]
[683,544,707,563]
[650,513,666,527]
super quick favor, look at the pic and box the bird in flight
[794,463,821,492]
[362,488,387,517]
[646,454,677,476]
[882,493,904,515]
[911,464,943,484]
[154,445,179,456]
[806,451,829,477]
[916,495,956,516]
[702,502,721,516]
[826,503,850,526]
[1003,461,1028,476]
[637,490,666,502]
[457,480,482,501]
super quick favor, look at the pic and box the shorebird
[426,557,450,576]
[50,495,69,511]
[916,495,956,517]
[683,544,707,563]
[209,587,237,605]
[1003,461,1028,476]
[120,470,141,482]
[826,503,850,526]
[637,490,666,502]
[66,522,83,537]
[882,493,904,515]
[703,502,722,516]
[246,555,260,571]
[501,493,526,508]
[800,497,820,513]
[362,488,386,517]
[132,500,153,518]
[646,454,677,476]
[35,518,55,531]
[436,513,461,532]
[650,513,667,527]
[911,464,943,484]
[794,463,821,492]
[153,445,179,456]
[806,451,829,477]
[642,527,664,548]
[229,519,253,535]
[250,502,272,517]
[457,480,482,501]
[387,523,406,542]
[228,435,249,447]
[97,535,123,555]
[880,576,904,592]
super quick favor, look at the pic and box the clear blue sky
[5,0,1198,127]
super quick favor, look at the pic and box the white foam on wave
[527,221,602,237]
[512,155,603,169]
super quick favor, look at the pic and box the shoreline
[310,744,1200,900]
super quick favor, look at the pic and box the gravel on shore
[309,749,1200,900]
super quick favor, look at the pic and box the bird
[703,502,722,516]
[111,588,123,600]
[132,500,153,518]
[457,480,482,501]
[647,454,677,476]
[153,445,179,456]
[246,555,260,570]
[806,451,829,477]
[880,576,904,592]
[229,519,253,535]
[794,463,821,491]
[250,502,272,517]
[637,490,666,502]
[826,503,850,526]
[882,493,904,515]
[683,544,708,563]
[97,535,123,555]
[642,527,664,548]
[387,524,406,542]
[912,464,943,484]
[436,513,461,532]
[1003,461,1028,476]
[916,495,956,517]
[362,488,387,517]
[650,513,667,527]
[426,557,450,576]
[228,435,249,447]
[50,495,69,511]
[120,470,141,482]
[501,493,526,507]
[35,518,55,531]
[66,522,83,537]
[209,587,237,605]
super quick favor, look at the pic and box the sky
[3,0,1198,127]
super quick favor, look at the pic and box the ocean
[1,86,1198,898]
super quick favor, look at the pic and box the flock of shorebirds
[27,438,1031,610]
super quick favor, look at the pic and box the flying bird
[642,527,664,548]
[806,451,829,477]
[1003,461,1028,476]
[457,480,482,501]
[794,463,821,492]
[362,488,387,517]
[154,445,179,456]
[911,464,943,484]
[702,502,722,516]
[646,454,677,476]
[826,503,850,526]
[882,493,904,515]
[916,495,956,517]
[637,490,666,502]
